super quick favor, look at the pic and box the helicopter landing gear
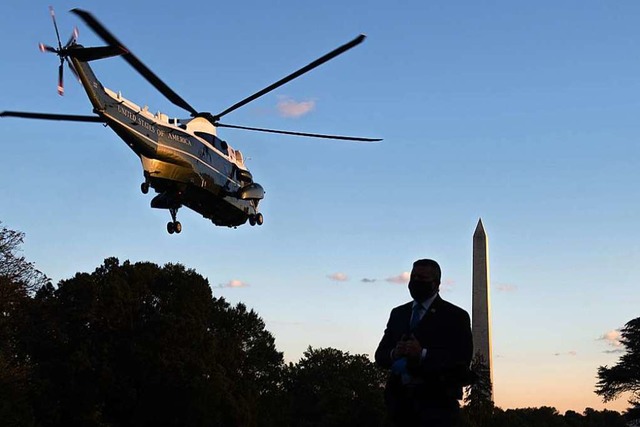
[141,181,150,194]
[167,207,182,234]
[167,221,182,234]
[248,213,264,226]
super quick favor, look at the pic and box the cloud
[277,96,316,118]
[327,272,349,282]
[554,351,577,357]
[386,272,410,284]
[598,329,622,348]
[604,349,625,354]
[361,278,377,283]
[440,278,455,292]
[495,283,517,292]
[216,279,249,289]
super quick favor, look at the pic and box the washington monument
[472,218,494,400]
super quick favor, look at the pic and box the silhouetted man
[375,259,473,426]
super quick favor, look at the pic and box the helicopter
[1,8,380,234]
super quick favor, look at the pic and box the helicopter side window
[194,131,215,145]
[220,140,229,156]
[213,137,229,156]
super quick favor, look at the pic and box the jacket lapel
[414,294,442,331]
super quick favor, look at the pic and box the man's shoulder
[390,301,413,313]
[437,297,470,318]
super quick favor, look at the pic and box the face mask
[408,279,438,302]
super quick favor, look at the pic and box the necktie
[410,304,424,331]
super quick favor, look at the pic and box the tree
[25,257,285,427]
[564,409,584,427]
[0,275,37,427]
[581,407,627,427]
[596,316,640,418]
[463,353,494,426]
[0,221,48,292]
[284,347,387,427]
[209,298,286,427]
[625,403,640,426]
[0,221,47,426]
[495,407,566,427]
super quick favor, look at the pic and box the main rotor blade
[214,34,366,121]
[1,111,105,123]
[216,122,381,142]
[71,8,199,116]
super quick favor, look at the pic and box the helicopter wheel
[256,213,264,226]
[167,221,175,234]
[249,215,256,226]
[141,182,150,194]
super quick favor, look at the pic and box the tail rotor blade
[65,26,79,48]
[57,62,64,96]
[49,6,63,50]
[39,43,56,53]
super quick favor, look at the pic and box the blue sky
[2,0,639,412]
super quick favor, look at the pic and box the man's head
[408,259,441,302]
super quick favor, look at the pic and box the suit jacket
[375,295,473,405]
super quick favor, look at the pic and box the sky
[1,0,639,414]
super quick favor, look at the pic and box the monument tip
[474,218,486,237]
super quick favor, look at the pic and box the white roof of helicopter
[183,116,216,136]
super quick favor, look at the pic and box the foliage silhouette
[284,346,387,427]
[21,258,285,426]
[463,353,494,426]
[0,221,48,293]
[0,222,45,426]
[596,316,640,424]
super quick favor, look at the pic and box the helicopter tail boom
[68,45,126,62]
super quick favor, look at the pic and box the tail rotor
[40,7,79,95]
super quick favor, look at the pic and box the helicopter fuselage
[70,51,262,227]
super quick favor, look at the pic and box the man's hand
[393,334,422,361]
